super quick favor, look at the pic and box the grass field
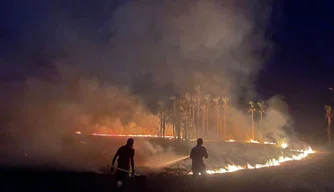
[1,135,329,191]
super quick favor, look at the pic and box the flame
[189,147,314,175]
[248,139,260,144]
[264,141,276,145]
[76,132,174,139]
[74,131,315,176]
[281,143,288,149]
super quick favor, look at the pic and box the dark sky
[0,0,333,144]
[257,0,333,143]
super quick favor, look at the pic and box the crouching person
[111,138,135,190]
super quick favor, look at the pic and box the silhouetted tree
[158,100,165,138]
[325,105,332,144]
[221,97,229,140]
[170,95,177,138]
[213,97,220,138]
[204,94,211,135]
[257,101,265,141]
[194,85,201,138]
[248,101,256,140]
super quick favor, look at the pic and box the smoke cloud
[0,0,300,170]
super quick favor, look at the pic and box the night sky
[0,0,333,145]
[257,0,334,144]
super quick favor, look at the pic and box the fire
[75,131,174,139]
[281,143,288,149]
[264,141,276,145]
[74,131,315,176]
[248,139,260,144]
[188,147,315,175]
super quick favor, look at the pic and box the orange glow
[76,131,174,138]
[189,147,315,175]
[248,139,260,144]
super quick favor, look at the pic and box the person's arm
[203,147,208,159]
[112,148,120,167]
[131,150,135,174]
[190,148,194,159]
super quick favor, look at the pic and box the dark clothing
[115,145,135,169]
[190,145,208,175]
[113,145,135,181]
[115,169,130,181]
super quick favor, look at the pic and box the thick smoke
[0,0,300,169]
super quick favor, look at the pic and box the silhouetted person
[112,138,135,189]
[190,138,208,179]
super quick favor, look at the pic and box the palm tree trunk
[206,109,209,135]
[172,123,175,138]
[260,112,263,140]
[192,108,195,139]
[197,107,200,138]
[163,116,166,138]
[160,116,163,138]
[173,104,176,139]
[176,120,181,140]
[251,111,254,140]
[328,117,331,143]
[216,107,219,138]
[223,107,226,139]
[202,113,205,138]
[185,118,188,140]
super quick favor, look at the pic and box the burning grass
[73,133,316,177]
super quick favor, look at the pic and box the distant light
[281,143,288,149]
[75,131,81,134]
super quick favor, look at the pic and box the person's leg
[116,168,129,189]
[192,170,199,180]
[199,165,207,184]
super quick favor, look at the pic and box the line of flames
[188,146,315,175]
[75,131,279,145]
[75,131,315,175]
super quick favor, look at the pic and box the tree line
[156,85,266,141]
[325,87,334,143]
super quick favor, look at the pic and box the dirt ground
[1,153,333,192]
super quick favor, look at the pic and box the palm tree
[176,99,185,139]
[191,96,196,139]
[162,107,168,138]
[204,94,211,135]
[257,101,265,140]
[325,105,332,143]
[201,104,207,138]
[248,101,256,140]
[170,96,177,138]
[184,93,192,140]
[213,97,220,138]
[158,100,165,138]
[194,85,201,138]
[221,97,229,140]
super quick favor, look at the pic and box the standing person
[111,138,135,189]
[190,138,208,179]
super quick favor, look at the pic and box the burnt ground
[1,153,333,192]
